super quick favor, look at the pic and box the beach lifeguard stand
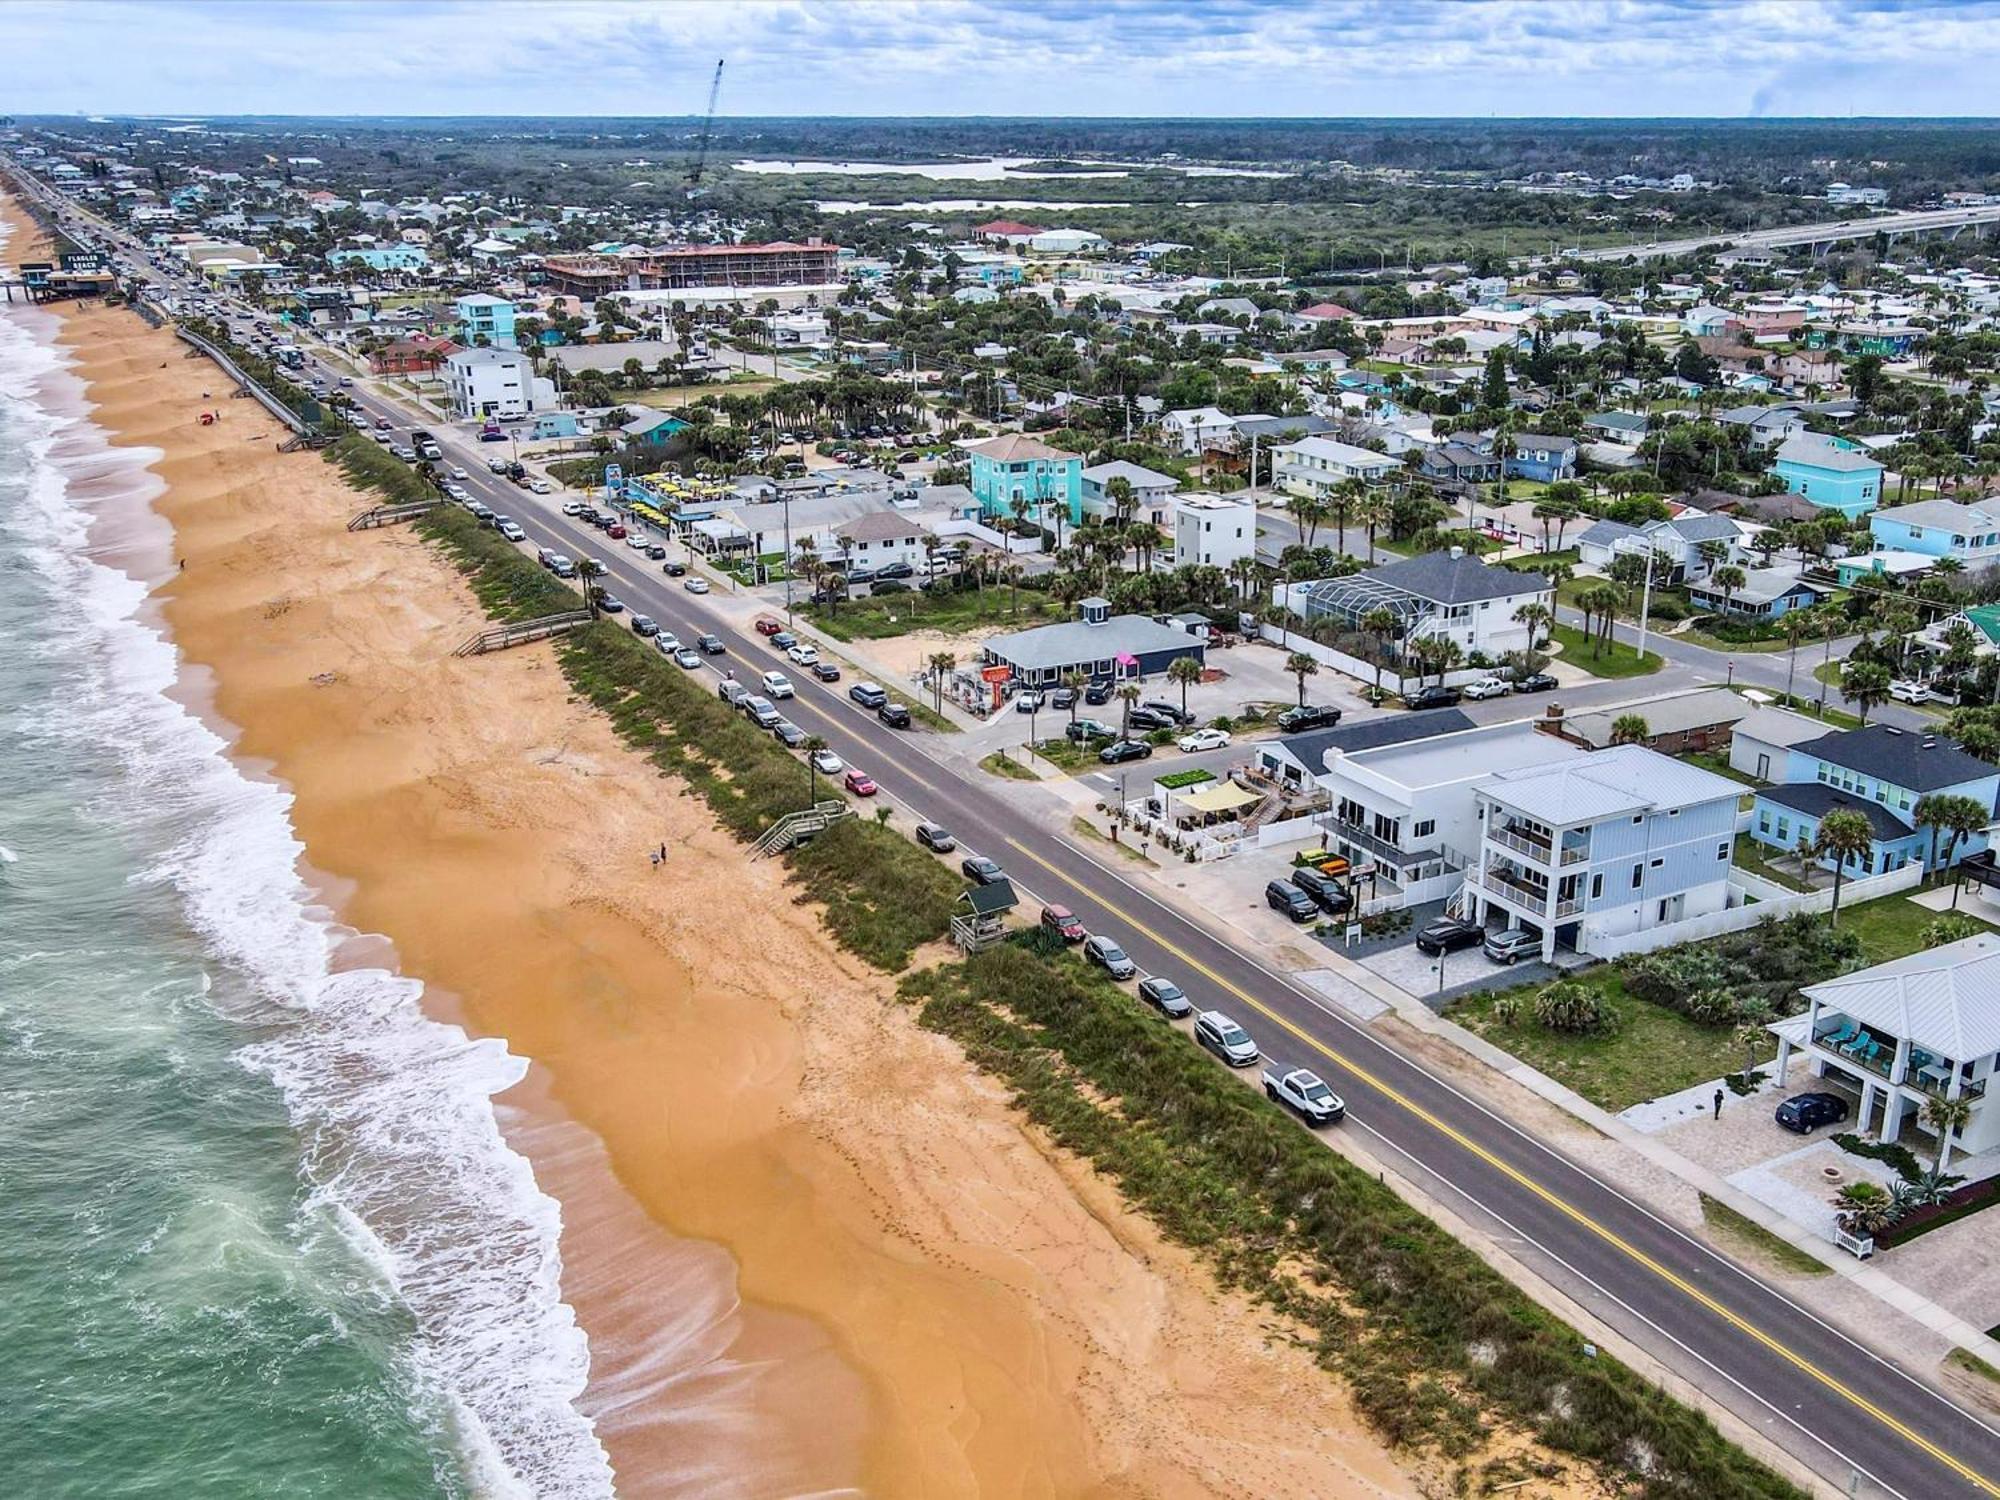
[950,879,1017,954]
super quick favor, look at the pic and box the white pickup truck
[1262,1067,1346,1125]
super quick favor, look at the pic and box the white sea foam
[0,297,613,1497]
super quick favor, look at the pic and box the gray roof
[1480,744,1743,824]
[1792,725,2000,794]
[1870,499,2000,532]
[1559,689,1750,748]
[1775,433,1882,474]
[1234,413,1335,442]
[1081,459,1179,491]
[1589,411,1648,434]
[1359,551,1549,606]
[1579,518,1645,548]
[1509,432,1579,453]
[1689,567,1821,607]
[1278,707,1475,774]
[983,613,1204,673]
[1734,705,1830,751]
[1759,783,1910,842]
[1664,513,1744,543]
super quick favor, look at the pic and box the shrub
[1922,913,1983,950]
[1489,992,1526,1027]
[1644,593,1690,623]
[1620,914,1863,1024]
[1535,981,1616,1035]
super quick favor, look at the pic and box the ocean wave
[0,303,613,1498]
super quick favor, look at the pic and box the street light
[1726,658,1736,687]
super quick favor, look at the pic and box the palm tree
[1609,714,1651,746]
[1285,651,1319,707]
[1004,561,1025,620]
[1813,808,1875,925]
[1840,660,1891,725]
[926,651,956,716]
[1166,655,1203,719]
[1061,669,1088,725]
[1781,607,1814,702]
[1923,1093,1973,1174]
[1710,564,1747,618]
[1833,1180,1899,1239]
[574,557,606,619]
[1512,601,1553,653]
[1361,605,1400,702]
[1354,492,1391,564]
[1116,682,1142,739]
[1103,474,1136,529]
[1330,477,1366,557]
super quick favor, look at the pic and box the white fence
[1252,625,1491,690]
[1585,863,1925,960]
[931,515,1045,555]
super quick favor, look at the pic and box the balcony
[1472,864,1584,920]
[1488,825,1590,867]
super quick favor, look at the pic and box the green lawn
[1687,751,1761,790]
[978,749,1037,781]
[806,585,1058,642]
[1680,627,1792,654]
[1734,831,1812,891]
[1699,1195,1830,1277]
[1547,622,1663,679]
[1836,893,1993,965]
[1452,970,1761,1112]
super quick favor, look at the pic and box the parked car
[697,634,725,655]
[1193,1011,1259,1067]
[1277,703,1342,733]
[1265,880,1320,922]
[630,615,660,637]
[662,558,687,575]
[1404,685,1462,710]
[1137,976,1193,1019]
[1098,739,1153,764]
[761,671,795,699]
[913,821,955,853]
[1512,672,1560,694]
[1414,916,1482,954]
[811,748,844,777]
[562,500,587,516]
[849,681,888,709]
[1125,706,1175,732]
[772,719,808,749]
[742,695,781,729]
[497,522,525,542]
[1263,1068,1345,1125]
[770,631,797,651]
[960,855,1006,886]
[673,647,702,669]
[786,642,819,666]
[1890,680,1937,705]
[1461,676,1512,700]
[1083,679,1115,706]
[1289,866,1352,915]
[644,544,667,561]
[528,479,554,495]
[843,769,878,796]
[810,661,842,682]
[1066,718,1116,743]
[606,525,627,541]
[683,577,710,594]
[1177,727,1231,752]
[1014,691,1043,714]
[1776,1091,1850,1135]
[596,595,625,614]
[1139,699,1193,726]
[877,701,912,729]
[717,679,750,708]
[1083,934,1137,979]
[1050,687,1076,710]
[1039,905,1087,943]
[1483,928,1543,965]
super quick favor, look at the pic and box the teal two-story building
[961,433,1084,527]
[1771,432,1885,520]
[454,293,518,349]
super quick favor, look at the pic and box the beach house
[454,293,517,348]
[1867,499,2000,568]
[1772,432,1885,519]
[960,433,1084,527]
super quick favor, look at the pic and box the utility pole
[1634,544,1656,665]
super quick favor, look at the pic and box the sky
[5,0,2000,120]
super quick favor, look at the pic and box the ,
[1775,1091,1849,1135]
[1137,976,1193,1019]
[1083,934,1136,979]
[1415,916,1481,955]
[959,855,1005,886]
[913,821,954,852]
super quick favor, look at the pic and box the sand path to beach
[35,269,1421,1499]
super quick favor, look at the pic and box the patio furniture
[1918,1061,1954,1090]
[1819,1020,1861,1052]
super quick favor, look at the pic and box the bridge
[1554,203,2000,264]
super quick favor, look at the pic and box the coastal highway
[308,383,2000,1500]
[24,176,1997,1498]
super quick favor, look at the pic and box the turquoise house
[455,293,517,349]
[328,246,430,273]
[1867,499,2000,567]
[1772,432,1884,519]
[962,433,1083,526]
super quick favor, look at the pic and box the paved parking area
[1347,930,1558,1010]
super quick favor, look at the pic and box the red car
[843,769,877,796]
[754,616,784,636]
[606,524,627,539]
[1039,904,1086,943]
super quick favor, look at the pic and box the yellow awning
[1180,781,1262,815]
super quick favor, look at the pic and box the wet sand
[16,209,1421,1497]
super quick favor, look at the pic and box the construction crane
[685,58,725,198]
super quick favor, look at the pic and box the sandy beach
[11,200,1422,1499]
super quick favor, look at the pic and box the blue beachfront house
[454,293,518,349]
[1771,432,1884,520]
[1504,433,1579,483]
[1868,499,2000,568]
[1749,725,2000,878]
[961,433,1084,527]
[328,245,431,273]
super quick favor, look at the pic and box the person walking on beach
[658,842,668,863]
[1712,1087,1724,1122]
[649,850,661,871]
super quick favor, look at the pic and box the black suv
[1265,880,1320,922]
[1277,703,1343,733]
[1126,705,1176,733]
[877,701,912,729]
[1139,699,1193,726]
[1290,866,1353,915]
[1414,916,1482,954]
[1083,679,1115,706]
[1404,685,1462,711]
[1776,1091,1850,1135]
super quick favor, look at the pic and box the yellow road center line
[1003,837,1996,1497]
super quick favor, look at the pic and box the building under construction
[542,239,841,298]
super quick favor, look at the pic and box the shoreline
[7,206,1422,1497]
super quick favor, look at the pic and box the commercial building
[541,240,842,297]
[981,596,1205,688]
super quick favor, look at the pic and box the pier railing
[451,610,595,657]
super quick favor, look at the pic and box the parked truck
[1262,1067,1346,1125]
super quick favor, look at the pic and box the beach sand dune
[45,279,1419,1500]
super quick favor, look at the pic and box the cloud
[3,0,1999,116]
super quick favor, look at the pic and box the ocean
[0,241,612,1493]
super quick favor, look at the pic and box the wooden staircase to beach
[452,611,595,657]
[348,499,441,531]
[753,800,853,857]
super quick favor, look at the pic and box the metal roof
[1797,934,2000,1060]
[1358,552,1551,606]
[982,614,1203,673]
[1479,744,1743,825]
[1757,784,1910,842]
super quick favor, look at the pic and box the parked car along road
[960,855,1006,886]
[1137,975,1193,1019]
[1461,676,1512,700]
[1264,1067,1346,1124]
[1194,1010,1259,1067]
[1039,904,1087,943]
[913,821,955,852]
[1415,916,1482,955]
[1083,934,1137,979]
